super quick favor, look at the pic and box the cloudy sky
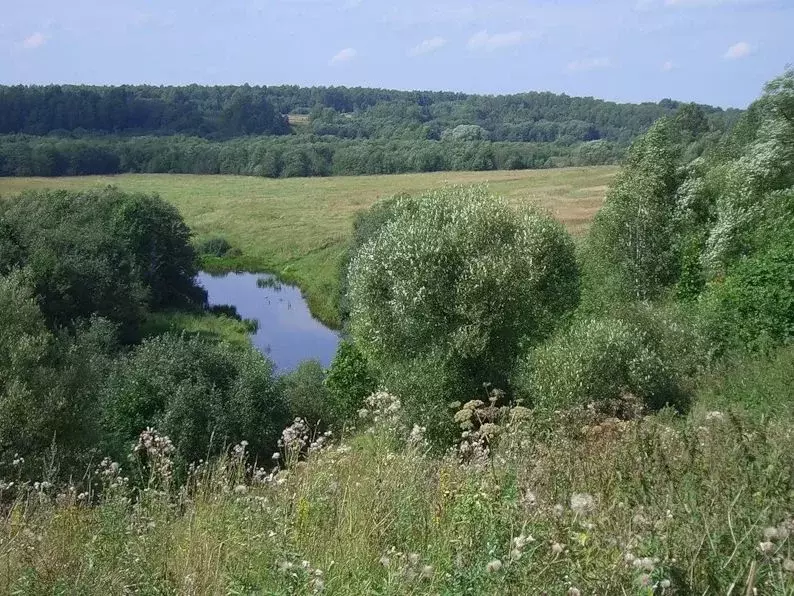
[1,0,791,108]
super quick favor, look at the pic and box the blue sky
[1,0,791,108]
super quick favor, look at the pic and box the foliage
[101,334,288,466]
[699,242,794,354]
[1,389,792,594]
[280,359,331,429]
[0,270,115,474]
[585,118,685,301]
[0,167,615,328]
[324,340,377,427]
[515,312,692,414]
[194,236,233,258]
[0,187,204,341]
[348,186,579,429]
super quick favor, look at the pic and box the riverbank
[0,167,616,327]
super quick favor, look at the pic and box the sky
[1,0,792,108]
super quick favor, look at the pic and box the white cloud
[22,32,47,50]
[409,36,447,57]
[330,47,357,65]
[661,60,674,71]
[567,57,611,72]
[724,41,752,59]
[468,30,524,51]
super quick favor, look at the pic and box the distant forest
[0,85,742,177]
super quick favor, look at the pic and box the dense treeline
[0,134,624,177]
[0,84,738,142]
[0,84,741,178]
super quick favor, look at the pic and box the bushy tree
[585,118,684,302]
[515,308,698,414]
[0,187,204,341]
[324,340,377,426]
[280,359,331,429]
[102,334,288,466]
[347,186,579,431]
[0,270,114,475]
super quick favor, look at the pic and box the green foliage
[0,270,115,474]
[516,306,701,413]
[348,186,579,430]
[195,236,233,258]
[280,359,331,429]
[324,340,377,426]
[699,242,794,354]
[0,187,204,341]
[102,334,288,466]
[585,119,685,301]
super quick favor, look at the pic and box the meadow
[0,166,616,327]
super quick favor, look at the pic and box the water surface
[197,271,339,371]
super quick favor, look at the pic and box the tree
[347,186,579,434]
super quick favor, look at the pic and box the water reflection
[197,271,339,371]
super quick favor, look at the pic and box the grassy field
[0,167,617,327]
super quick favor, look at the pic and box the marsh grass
[2,386,792,595]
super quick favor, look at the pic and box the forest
[0,84,740,177]
[0,70,792,593]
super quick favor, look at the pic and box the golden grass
[0,167,617,326]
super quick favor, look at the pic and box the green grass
[140,311,254,348]
[2,383,792,594]
[0,168,617,327]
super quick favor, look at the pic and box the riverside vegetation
[0,70,793,594]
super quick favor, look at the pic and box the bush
[280,359,331,428]
[324,340,377,427]
[0,187,204,342]
[102,334,288,466]
[699,242,794,354]
[195,236,233,258]
[347,186,579,434]
[515,312,693,414]
[0,270,115,476]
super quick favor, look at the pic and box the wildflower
[512,534,533,549]
[272,452,281,460]
[568,588,581,596]
[783,558,794,573]
[570,492,596,516]
[660,579,671,589]
[551,542,565,555]
[408,553,421,565]
[479,423,501,438]
[310,578,325,593]
[420,564,434,579]
[759,541,775,555]
[379,556,390,568]
[763,526,779,541]
[705,411,725,422]
[278,560,294,572]
[522,491,537,508]
[233,484,248,495]
[632,557,656,572]
[408,424,427,445]
[510,548,523,561]
[485,559,503,573]
[638,574,652,587]
[553,504,565,517]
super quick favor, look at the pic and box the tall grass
[2,384,792,594]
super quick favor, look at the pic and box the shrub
[324,340,377,427]
[280,359,331,429]
[347,186,579,426]
[195,236,233,258]
[102,334,288,466]
[0,187,204,342]
[699,242,794,354]
[515,313,691,414]
[0,270,115,476]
